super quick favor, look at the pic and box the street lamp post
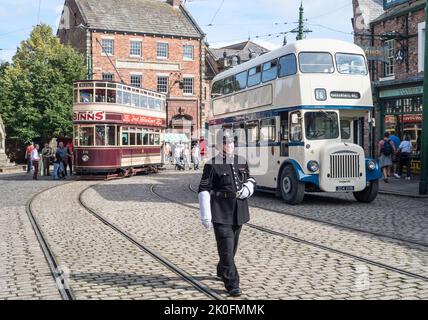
[419,3,428,195]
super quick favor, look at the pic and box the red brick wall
[372,8,425,80]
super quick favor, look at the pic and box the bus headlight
[315,88,327,101]
[367,160,376,171]
[307,160,320,172]
[82,155,90,163]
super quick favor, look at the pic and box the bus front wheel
[280,166,305,205]
[353,180,379,203]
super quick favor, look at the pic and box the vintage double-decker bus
[210,39,382,204]
[72,80,167,175]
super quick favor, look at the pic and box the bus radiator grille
[329,154,360,179]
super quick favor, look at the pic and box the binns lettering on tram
[73,111,105,122]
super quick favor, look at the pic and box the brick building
[58,0,205,141]
[353,0,425,157]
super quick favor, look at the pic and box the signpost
[361,46,389,62]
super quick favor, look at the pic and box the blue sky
[0,0,354,62]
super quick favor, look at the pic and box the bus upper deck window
[212,80,222,97]
[279,54,297,77]
[234,71,247,91]
[247,65,262,87]
[223,76,235,95]
[299,52,334,73]
[336,53,367,75]
[262,60,278,83]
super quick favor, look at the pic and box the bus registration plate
[336,186,355,191]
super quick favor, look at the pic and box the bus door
[245,120,260,172]
[279,111,289,157]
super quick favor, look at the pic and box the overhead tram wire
[207,0,226,26]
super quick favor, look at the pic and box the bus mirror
[291,114,299,124]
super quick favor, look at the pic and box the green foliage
[0,24,85,143]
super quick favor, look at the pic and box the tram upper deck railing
[73,81,167,112]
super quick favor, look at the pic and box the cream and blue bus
[209,39,382,205]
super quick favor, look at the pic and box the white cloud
[0,49,15,63]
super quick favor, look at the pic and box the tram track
[150,183,428,283]
[188,184,428,249]
[78,184,224,300]
[25,182,76,300]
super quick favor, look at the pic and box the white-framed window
[102,73,114,81]
[183,77,194,95]
[130,40,142,57]
[419,22,425,72]
[101,39,114,55]
[383,39,394,77]
[157,42,169,59]
[183,45,194,60]
[157,76,168,93]
[130,74,142,88]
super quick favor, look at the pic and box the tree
[0,24,85,143]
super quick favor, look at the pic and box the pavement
[379,175,428,198]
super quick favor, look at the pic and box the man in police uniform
[198,129,256,297]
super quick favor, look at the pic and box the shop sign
[73,111,105,121]
[122,114,165,126]
[403,114,423,123]
[361,46,388,62]
[379,86,423,99]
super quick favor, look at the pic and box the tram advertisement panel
[122,114,165,127]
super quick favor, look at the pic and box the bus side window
[340,120,351,141]
[248,65,262,87]
[290,112,302,142]
[260,118,276,143]
[280,112,289,157]
[278,54,297,77]
[212,80,222,97]
[246,121,259,146]
[262,59,278,83]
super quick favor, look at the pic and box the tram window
[95,125,106,146]
[143,129,149,145]
[107,89,116,103]
[247,65,262,87]
[262,59,278,83]
[234,71,247,91]
[132,93,140,107]
[80,89,93,103]
[80,127,95,146]
[130,128,136,145]
[212,80,222,97]
[299,52,334,73]
[260,118,276,143]
[148,129,155,145]
[155,99,162,111]
[223,76,235,95]
[279,54,297,77]
[340,120,351,140]
[154,133,160,146]
[246,122,259,144]
[123,90,131,105]
[107,126,116,146]
[73,90,78,103]
[73,126,79,147]
[95,89,106,103]
[141,95,148,108]
[122,127,129,146]
[117,90,123,104]
[137,128,143,145]
[148,97,155,109]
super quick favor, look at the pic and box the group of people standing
[165,141,203,171]
[25,141,73,180]
[378,131,414,183]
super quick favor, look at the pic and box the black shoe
[228,288,241,297]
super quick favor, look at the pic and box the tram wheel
[353,180,379,203]
[279,166,305,205]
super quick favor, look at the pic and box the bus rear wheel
[280,166,305,205]
[353,180,379,203]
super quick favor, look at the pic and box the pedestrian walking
[56,142,67,179]
[25,142,34,173]
[198,129,256,297]
[174,142,184,170]
[41,143,52,176]
[183,145,191,170]
[389,131,401,178]
[65,142,73,176]
[31,144,41,180]
[192,142,201,170]
[378,132,396,183]
[397,134,413,180]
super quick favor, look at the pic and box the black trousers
[399,153,412,178]
[213,223,242,291]
[65,158,73,176]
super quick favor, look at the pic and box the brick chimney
[167,0,181,8]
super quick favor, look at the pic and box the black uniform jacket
[198,154,255,226]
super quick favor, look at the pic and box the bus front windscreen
[305,112,339,140]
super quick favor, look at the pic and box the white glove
[201,219,213,230]
[237,187,250,199]
[237,179,255,199]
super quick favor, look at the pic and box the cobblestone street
[1,170,428,300]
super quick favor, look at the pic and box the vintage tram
[72,80,167,175]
